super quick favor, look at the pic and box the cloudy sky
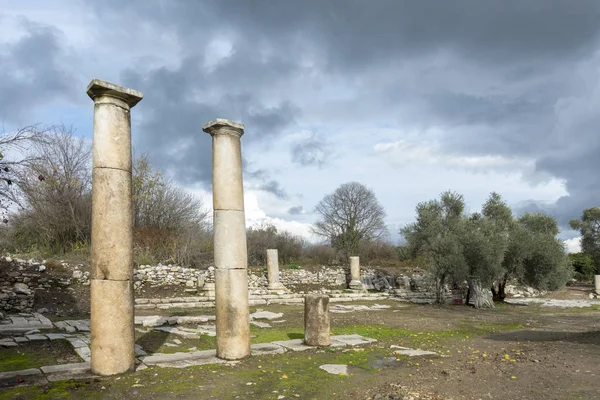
[3,0,600,251]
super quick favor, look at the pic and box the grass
[0,340,80,372]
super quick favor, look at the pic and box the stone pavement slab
[250,343,286,355]
[319,364,349,375]
[271,339,313,352]
[0,368,47,388]
[250,311,284,320]
[330,334,377,346]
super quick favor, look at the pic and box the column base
[349,280,366,291]
[267,282,287,293]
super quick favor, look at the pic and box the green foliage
[570,207,600,274]
[569,252,595,282]
[402,191,571,304]
[400,191,468,303]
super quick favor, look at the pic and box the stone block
[0,368,46,388]
[215,269,250,360]
[250,343,286,355]
[304,294,330,347]
[213,210,248,270]
[90,168,133,281]
[209,132,245,211]
[90,279,134,375]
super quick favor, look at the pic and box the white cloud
[373,139,533,172]
[564,237,581,254]
[244,190,317,242]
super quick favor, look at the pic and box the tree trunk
[436,274,446,304]
[492,275,507,302]
[469,279,494,309]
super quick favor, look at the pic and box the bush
[302,244,338,266]
[357,240,400,267]
[246,222,305,266]
[569,252,595,282]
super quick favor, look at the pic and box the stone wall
[1,258,546,312]
[0,257,73,313]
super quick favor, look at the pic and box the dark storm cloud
[81,0,600,226]
[0,17,73,124]
[291,139,329,168]
[259,180,289,200]
[288,206,304,216]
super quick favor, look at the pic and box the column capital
[203,119,244,137]
[87,79,143,108]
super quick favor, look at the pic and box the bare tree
[8,125,92,252]
[312,182,387,259]
[132,153,211,266]
[0,125,50,221]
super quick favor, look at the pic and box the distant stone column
[203,119,250,360]
[304,294,330,346]
[87,79,143,376]
[266,249,286,291]
[349,256,365,290]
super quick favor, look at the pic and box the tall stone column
[87,79,143,376]
[349,256,365,290]
[266,249,286,291]
[203,119,250,360]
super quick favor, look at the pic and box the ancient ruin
[202,119,251,360]
[87,79,143,376]
[266,249,286,291]
[349,256,365,290]
[304,294,330,346]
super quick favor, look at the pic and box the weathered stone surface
[87,79,140,377]
[330,334,376,347]
[214,269,250,359]
[304,294,330,347]
[272,339,314,352]
[90,279,134,375]
[391,345,437,357]
[250,311,284,320]
[0,368,46,387]
[349,256,365,290]
[213,210,248,271]
[266,249,286,291]
[204,119,250,361]
[140,349,218,365]
[90,168,133,281]
[203,120,245,211]
[13,283,30,295]
[250,321,271,328]
[250,343,286,355]
[26,335,47,341]
[40,362,90,374]
[319,364,349,375]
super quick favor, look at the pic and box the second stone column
[203,119,250,360]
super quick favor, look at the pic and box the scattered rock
[319,364,349,375]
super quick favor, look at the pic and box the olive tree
[400,191,468,304]
[312,182,387,259]
[570,207,600,274]
[463,193,512,307]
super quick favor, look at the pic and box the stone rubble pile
[393,274,451,303]
[0,257,75,313]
